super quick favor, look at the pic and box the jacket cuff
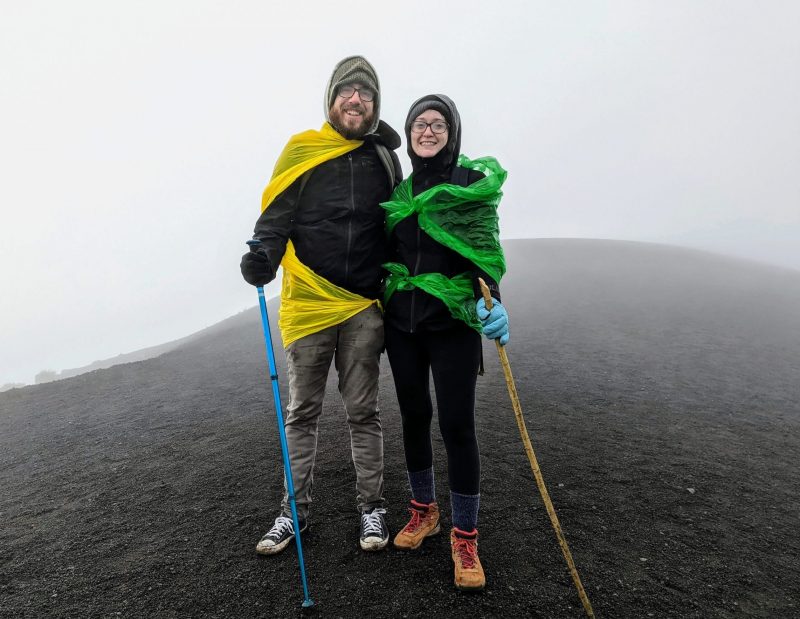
[472,274,501,303]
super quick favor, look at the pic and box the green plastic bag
[382,154,508,330]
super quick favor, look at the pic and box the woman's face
[409,110,449,158]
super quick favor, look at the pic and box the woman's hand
[476,298,509,346]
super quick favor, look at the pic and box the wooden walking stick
[479,279,595,618]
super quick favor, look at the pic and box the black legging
[384,323,482,495]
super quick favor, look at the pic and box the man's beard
[329,103,375,139]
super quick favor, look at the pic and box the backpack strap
[450,164,471,187]
[450,163,483,374]
[297,169,313,198]
[374,143,401,190]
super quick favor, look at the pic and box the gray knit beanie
[324,55,380,134]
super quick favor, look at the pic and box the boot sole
[455,580,486,592]
[393,522,441,550]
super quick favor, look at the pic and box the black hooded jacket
[252,120,402,300]
[384,95,501,333]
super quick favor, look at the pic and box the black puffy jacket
[385,95,500,333]
[252,121,402,300]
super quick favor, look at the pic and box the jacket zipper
[409,222,422,333]
[345,153,354,287]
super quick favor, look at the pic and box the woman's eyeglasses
[410,121,449,134]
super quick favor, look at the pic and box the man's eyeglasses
[337,85,376,102]
[410,120,449,134]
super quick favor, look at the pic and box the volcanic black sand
[2,239,799,618]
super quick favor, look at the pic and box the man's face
[328,82,375,139]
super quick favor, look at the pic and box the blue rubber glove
[476,298,510,346]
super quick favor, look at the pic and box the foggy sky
[2,1,799,386]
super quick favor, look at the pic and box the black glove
[240,248,275,287]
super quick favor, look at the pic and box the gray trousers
[280,304,385,520]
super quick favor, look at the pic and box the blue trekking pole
[247,240,314,609]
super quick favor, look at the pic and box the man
[240,56,402,555]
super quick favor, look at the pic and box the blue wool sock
[407,467,435,504]
[451,491,480,532]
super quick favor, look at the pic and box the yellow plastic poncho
[261,122,381,346]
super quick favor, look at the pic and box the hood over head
[324,55,381,135]
[405,93,461,172]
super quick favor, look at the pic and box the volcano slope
[1,239,799,618]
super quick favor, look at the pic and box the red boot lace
[453,537,478,569]
[403,507,424,533]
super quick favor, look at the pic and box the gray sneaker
[256,515,307,556]
[359,507,389,551]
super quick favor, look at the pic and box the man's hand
[240,247,275,287]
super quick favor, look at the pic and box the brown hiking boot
[393,500,441,550]
[450,527,485,591]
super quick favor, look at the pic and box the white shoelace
[361,509,386,537]
[267,516,294,540]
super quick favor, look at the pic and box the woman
[381,94,509,590]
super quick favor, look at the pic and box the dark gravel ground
[2,239,799,618]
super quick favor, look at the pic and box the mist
[2,1,799,386]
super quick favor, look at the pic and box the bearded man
[240,56,402,554]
